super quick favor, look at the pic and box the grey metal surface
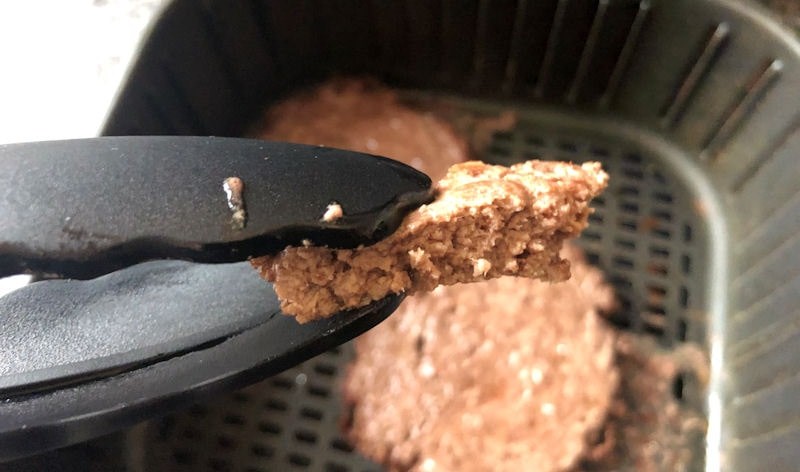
[140,347,376,472]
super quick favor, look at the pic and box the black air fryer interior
[105,0,800,471]
[6,0,797,471]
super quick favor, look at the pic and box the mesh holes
[487,129,701,344]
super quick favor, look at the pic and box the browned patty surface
[252,159,608,322]
[343,246,619,472]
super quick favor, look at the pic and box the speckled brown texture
[252,160,609,322]
[252,78,467,181]
[342,246,619,472]
[578,336,708,472]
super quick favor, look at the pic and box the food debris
[579,335,709,472]
[223,176,247,230]
[472,258,492,277]
[322,202,344,222]
[693,199,709,217]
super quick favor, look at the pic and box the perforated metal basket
[43,0,800,471]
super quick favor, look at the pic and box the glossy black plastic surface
[0,136,432,279]
[0,260,269,397]
[0,262,402,461]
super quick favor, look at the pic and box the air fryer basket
[96,0,799,470]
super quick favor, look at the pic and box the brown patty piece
[342,245,619,472]
[251,160,609,322]
[252,78,467,181]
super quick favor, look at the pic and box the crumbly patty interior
[342,246,619,472]
[251,160,609,322]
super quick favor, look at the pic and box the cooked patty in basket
[342,245,618,472]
